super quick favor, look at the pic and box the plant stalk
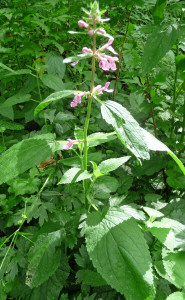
[113,6,133,100]
[83,21,96,210]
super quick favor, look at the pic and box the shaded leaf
[58,167,92,184]
[85,207,155,299]
[34,90,75,115]
[0,134,57,184]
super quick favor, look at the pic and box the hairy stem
[83,21,96,209]
[113,6,133,100]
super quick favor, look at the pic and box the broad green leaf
[143,207,164,219]
[101,101,150,160]
[45,52,66,79]
[26,230,62,288]
[98,156,130,174]
[141,128,185,175]
[87,132,116,147]
[162,248,185,289]
[0,62,33,76]
[153,0,167,24]
[0,94,31,107]
[76,269,107,287]
[34,90,75,115]
[58,167,92,184]
[147,221,175,251]
[40,74,64,91]
[142,25,178,73]
[166,292,185,300]
[0,134,57,184]
[0,120,24,131]
[85,207,155,299]
[26,261,69,300]
[63,53,92,64]
[92,176,119,199]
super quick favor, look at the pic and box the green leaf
[40,74,64,91]
[92,176,119,199]
[34,90,75,115]
[0,94,31,107]
[63,53,91,64]
[0,134,57,184]
[141,128,185,175]
[142,25,178,73]
[26,230,62,288]
[153,0,167,24]
[98,156,130,174]
[85,207,155,299]
[58,167,92,184]
[101,101,150,160]
[45,52,66,79]
[166,292,185,300]
[87,132,116,147]
[162,248,185,289]
[0,120,24,131]
[76,269,107,287]
[0,62,33,77]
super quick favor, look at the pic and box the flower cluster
[71,39,118,71]
[64,139,81,150]
[70,82,113,107]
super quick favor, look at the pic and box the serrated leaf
[98,156,130,174]
[162,248,185,289]
[34,90,75,115]
[58,167,92,184]
[76,269,107,287]
[101,101,150,160]
[45,52,66,78]
[26,230,62,288]
[40,74,64,91]
[166,292,185,300]
[63,53,91,64]
[142,25,178,73]
[85,207,155,299]
[0,134,57,184]
[141,128,185,175]
[25,253,69,300]
[92,176,119,199]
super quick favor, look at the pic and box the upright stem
[83,21,96,209]
[113,6,133,100]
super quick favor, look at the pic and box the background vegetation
[0,0,185,299]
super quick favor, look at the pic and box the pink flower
[82,47,92,53]
[99,28,106,34]
[100,38,114,51]
[64,139,81,150]
[78,20,89,28]
[71,60,79,66]
[70,92,88,107]
[93,82,113,94]
[98,82,113,93]
[88,30,94,35]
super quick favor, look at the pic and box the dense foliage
[0,0,185,299]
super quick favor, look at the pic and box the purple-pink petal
[71,60,79,66]
[78,20,89,28]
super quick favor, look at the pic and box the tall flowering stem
[83,21,96,209]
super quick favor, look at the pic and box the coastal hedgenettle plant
[1,1,185,299]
